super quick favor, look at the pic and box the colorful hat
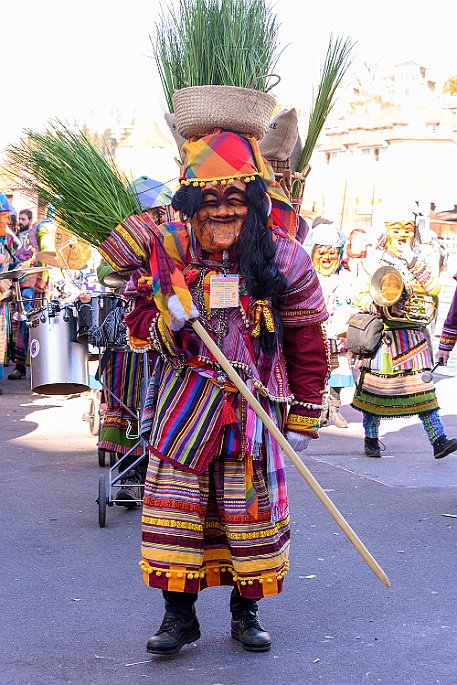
[179,130,297,237]
[311,224,345,249]
[0,193,14,212]
[129,176,174,210]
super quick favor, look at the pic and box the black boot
[230,588,271,652]
[147,591,200,655]
[364,437,382,457]
[433,436,457,460]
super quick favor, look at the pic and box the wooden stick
[192,319,391,589]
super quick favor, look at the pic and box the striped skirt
[139,447,290,600]
[352,326,439,417]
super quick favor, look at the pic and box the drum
[75,292,121,343]
[28,302,90,395]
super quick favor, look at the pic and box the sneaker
[147,610,201,655]
[433,436,457,460]
[115,471,142,508]
[364,437,382,458]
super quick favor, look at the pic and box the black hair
[19,208,33,221]
[172,177,286,354]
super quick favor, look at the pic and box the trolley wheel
[109,451,117,467]
[88,399,100,436]
[97,476,107,527]
[98,449,106,467]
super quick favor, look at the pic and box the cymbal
[36,251,65,268]
[55,227,92,270]
[0,266,48,281]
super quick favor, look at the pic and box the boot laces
[237,610,263,632]
[157,615,183,634]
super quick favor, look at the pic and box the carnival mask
[312,245,340,276]
[384,221,415,258]
[190,180,248,253]
[0,212,11,237]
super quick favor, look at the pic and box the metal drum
[28,302,90,395]
[75,292,120,343]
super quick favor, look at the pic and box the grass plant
[293,34,356,199]
[153,0,281,111]
[5,123,141,246]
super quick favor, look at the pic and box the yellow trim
[118,224,144,259]
[156,315,177,356]
[204,517,289,540]
[142,515,203,532]
[285,414,319,432]
[139,559,290,585]
[180,172,259,186]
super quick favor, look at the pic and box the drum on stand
[28,302,90,395]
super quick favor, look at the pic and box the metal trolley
[96,348,151,527]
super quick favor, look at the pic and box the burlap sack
[164,112,186,151]
[290,133,303,172]
[259,108,299,161]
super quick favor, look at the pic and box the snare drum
[28,302,90,395]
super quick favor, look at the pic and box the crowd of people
[2,178,457,656]
[300,209,457,459]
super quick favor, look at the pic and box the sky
[1,0,456,155]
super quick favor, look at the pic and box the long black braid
[172,177,287,354]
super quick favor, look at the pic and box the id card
[209,274,240,309]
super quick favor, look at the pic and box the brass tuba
[369,265,437,326]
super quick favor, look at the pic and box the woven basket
[172,85,276,140]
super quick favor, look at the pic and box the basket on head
[172,85,276,140]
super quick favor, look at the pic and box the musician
[351,203,457,459]
[7,209,36,380]
[0,194,14,393]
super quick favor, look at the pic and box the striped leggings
[362,409,445,444]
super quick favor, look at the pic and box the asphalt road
[1,373,456,685]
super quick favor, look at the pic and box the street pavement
[1,373,456,685]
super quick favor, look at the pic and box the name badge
[209,275,240,309]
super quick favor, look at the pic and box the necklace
[193,268,229,345]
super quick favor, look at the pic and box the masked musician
[308,222,355,428]
[99,131,330,655]
[0,194,15,393]
[352,204,457,459]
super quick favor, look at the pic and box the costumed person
[0,193,14,393]
[99,130,330,654]
[95,178,173,507]
[7,208,37,380]
[436,271,457,366]
[307,221,355,428]
[342,228,370,279]
[351,203,457,459]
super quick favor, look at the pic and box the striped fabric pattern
[139,446,290,599]
[352,369,439,417]
[98,213,159,273]
[149,365,227,473]
[363,327,432,373]
[98,351,145,455]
